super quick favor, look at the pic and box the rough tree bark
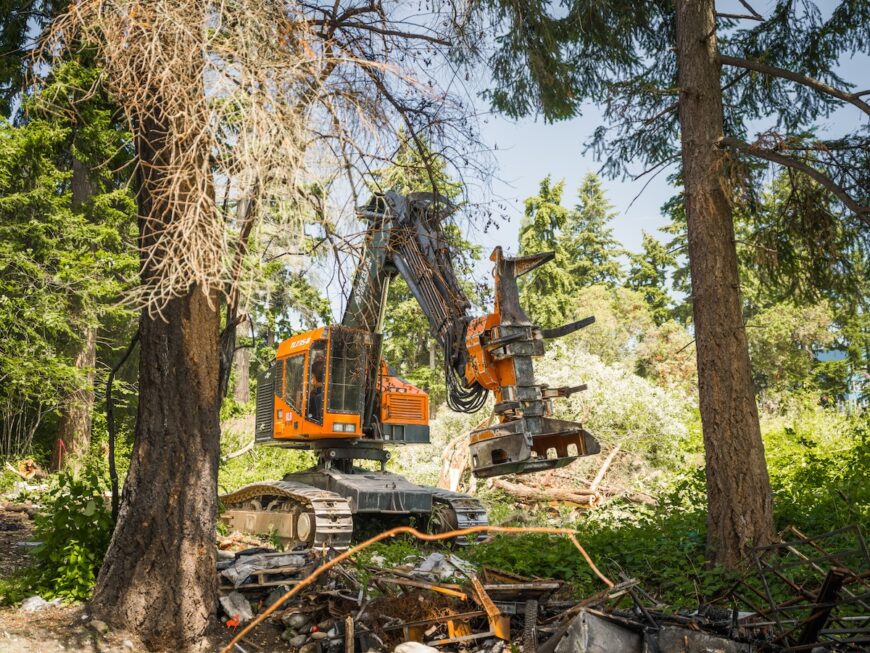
[675,0,775,566]
[54,158,97,469]
[89,111,222,649]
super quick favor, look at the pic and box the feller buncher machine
[221,192,600,549]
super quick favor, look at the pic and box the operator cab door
[306,341,326,424]
[277,340,328,436]
[268,326,369,441]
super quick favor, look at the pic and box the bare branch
[716,12,763,21]
[720,136,870,225]
[737,0,763,20]
[718,54,870,116]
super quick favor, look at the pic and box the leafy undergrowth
[1,464,112,605]
[467,410,869,609]
[468,474,731,608]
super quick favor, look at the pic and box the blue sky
[459,7,869,259]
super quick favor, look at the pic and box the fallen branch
[0,501,37,518]
[589,445,621,494]
[491,477,599,507]
[5,459,46,480]
[222,435,256,462]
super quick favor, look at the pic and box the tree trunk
[54,326,97,468]
[90,112,221,650]
[675,0,775,567]
[232,346,250,403]
[54,158,97,469]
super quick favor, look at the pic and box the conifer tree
[566,173,623,288]
[626,231,675,326]
[518,176,577,327]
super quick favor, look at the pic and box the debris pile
[216,524,870,653]
[731,525,870,651]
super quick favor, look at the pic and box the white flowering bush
[392,341,694,497]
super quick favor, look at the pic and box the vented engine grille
[386,394,426,422]
[255,366,275,442]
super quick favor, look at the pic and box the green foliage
[0,0,68,116]
[568,174,623,287]
[468,481,733,607]
[518,177,579,327]
[0,60,137,457]
[27,464,113,602]
[352,537,422,569]
[763,405,869,534]
[746,302,835,396]
[625,231,675,326]
[519,174,622,327]
[464,400,867,607]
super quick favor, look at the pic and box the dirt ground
[0,604,142,653]
[0,502,295,653]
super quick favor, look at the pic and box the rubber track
[432,489,489,544]
[524,598,538,653]
[221,480,354,550]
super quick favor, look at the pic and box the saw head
[464,247,600,478]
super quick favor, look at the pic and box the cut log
[491,478,599,507]
[438,436,469,492]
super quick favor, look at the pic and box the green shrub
[27,464,113,601]
[218,415,315,493]
[764,408,869,534]
[469,474,735,608]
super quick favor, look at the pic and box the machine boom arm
[342,192,600,477]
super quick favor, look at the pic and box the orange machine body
[268,326,428,444]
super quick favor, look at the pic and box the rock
[394,643,440,653]
[289,634,309,647]
[310,631,329,640]
[316,619,334,631]
[284,611,311,629]
[299,642,322,653]
[122,640,135,651]
[20,596,62,612]
[89,619,110,636]
[265,585,291,609]
[219,591,254,624]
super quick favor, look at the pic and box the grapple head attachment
[465,248,600,478]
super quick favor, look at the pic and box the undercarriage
[220,445,488,551]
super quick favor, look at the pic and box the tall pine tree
[467,0,869,565]
[626,231,675,326]
[567,173,623,288]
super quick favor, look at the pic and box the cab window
[307,342,327,423]
[283,355,305,413]
[327,329,365,414]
